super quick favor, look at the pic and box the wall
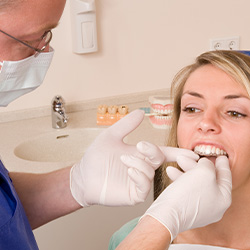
[1,0,250,248]
[1,0,250,114]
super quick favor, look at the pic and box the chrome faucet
[51,95,68,129]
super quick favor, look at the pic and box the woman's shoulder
[108,217,140,250]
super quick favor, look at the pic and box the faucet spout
[51,95,68,129]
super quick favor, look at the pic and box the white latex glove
[121,145,198,185]
[70,110,165,207]
[166,154,202,180]
[143,156,232,242]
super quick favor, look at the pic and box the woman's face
[177,64,250,190]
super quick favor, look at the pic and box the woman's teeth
[194,145,228,157]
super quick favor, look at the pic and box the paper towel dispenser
[70,0,98,54]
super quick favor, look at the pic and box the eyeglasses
[0,29,52,56]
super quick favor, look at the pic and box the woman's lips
[194,144,228,157]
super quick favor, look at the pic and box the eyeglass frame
[0,29,52,56]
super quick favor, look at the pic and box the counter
[0,90,169,174]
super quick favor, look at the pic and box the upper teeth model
[194,145,228,157]
[148,95,173,129]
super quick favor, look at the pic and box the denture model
[148,95,173,129]
[97,105,129,125]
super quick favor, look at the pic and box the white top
[169,244,238,250]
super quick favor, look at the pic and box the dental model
[194,145,228,157]
[97,105,129,125]
[148,95,173,129]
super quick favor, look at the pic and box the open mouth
[194,145,228,157]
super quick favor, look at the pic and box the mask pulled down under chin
[0,47,54,107]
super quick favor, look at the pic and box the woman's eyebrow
[224,94,249,100]
[183,92,250,101]
[182,91,204,98]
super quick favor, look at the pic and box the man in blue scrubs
[0,0,197,248]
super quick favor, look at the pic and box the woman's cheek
[177,119,186,146]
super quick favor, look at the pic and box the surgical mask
[0,47,54,107]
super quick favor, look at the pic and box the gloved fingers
[159,146,199,163]
[136,141,165,170]
[197,157,215,170]
[176,155,198,172]
[195,157,216,181]
[105,109,144,139]
[166,166,183,181]
[215,156,231,177]
[121,154,155,181]
[128,168,151,198]
[215,156,232,200]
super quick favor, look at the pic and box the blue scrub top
[0,160,38,249]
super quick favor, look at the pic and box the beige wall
[1,0,250,113]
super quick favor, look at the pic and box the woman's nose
[198,110,221,134]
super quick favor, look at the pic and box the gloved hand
[142,156,232,242]
[70,110,166,207]
[121,145,198,186]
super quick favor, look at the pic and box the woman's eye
[227,110,246,118]
[182,107,200,113]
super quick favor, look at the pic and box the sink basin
[14,128,104,163]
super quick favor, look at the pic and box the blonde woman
[110,50,250,250]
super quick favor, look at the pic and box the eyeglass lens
[35,31,52,52]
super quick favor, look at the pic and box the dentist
[0,0,199,249]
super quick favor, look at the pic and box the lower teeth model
[148,95,173,129]
[194,145,228,157]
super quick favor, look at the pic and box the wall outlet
[210,36,240,51]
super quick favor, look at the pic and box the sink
[14,128,104,163]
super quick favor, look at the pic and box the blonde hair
[154,50,250,199]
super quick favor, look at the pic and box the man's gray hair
[0,0,24,11]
